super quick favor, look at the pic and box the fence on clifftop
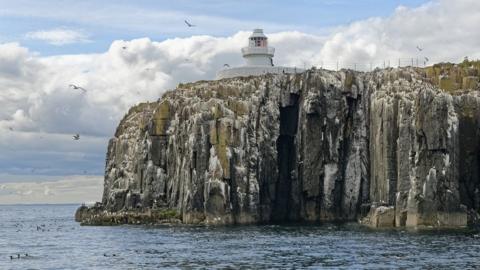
[303,58,428,72]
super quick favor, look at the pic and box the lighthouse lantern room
[216,28,302,79]
[241,29,275,66]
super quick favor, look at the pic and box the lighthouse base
[216,66,304,80]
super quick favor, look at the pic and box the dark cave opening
[458,116,480,211]
[272,93,300,222]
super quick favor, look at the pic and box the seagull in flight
[69,84,87,93]
[223,64,230,68]
[423,57,430,66]
[8,127,13,131]
[73,134,80,140]
[184,20,196,27]
[416,46,423,52]
[122,46,127,49]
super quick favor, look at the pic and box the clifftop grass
[422,59,480,93]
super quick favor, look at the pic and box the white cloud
[0,175,103,204]
[0,0,478,195]
[25,28,90,45]
[0,31,324,177]
[43,185,53,196]
[0,31,324,138]
[316,0,480,69]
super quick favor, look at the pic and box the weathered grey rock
[361,205,395,228]
[77,67,480,228]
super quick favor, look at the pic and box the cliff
[76,64,480,228]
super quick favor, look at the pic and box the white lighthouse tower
[242,29,275,66]
[216,29,302,79]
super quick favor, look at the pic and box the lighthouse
[241,29,275,66]
[216,29,303,79]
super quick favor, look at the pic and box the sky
[0,0,479,204]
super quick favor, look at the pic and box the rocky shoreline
[75,203,182,225]
[76,63,480,229]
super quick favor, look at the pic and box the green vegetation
[423,59,480,92]
[156,209,181,219]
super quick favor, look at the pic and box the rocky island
[76,61,480,229]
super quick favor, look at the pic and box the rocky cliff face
[76,66,480,228]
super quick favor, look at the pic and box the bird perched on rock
[184,20,195,27]
[73,134,80,140]
[69,84,87,93]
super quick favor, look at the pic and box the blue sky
[1,0,479,203]
[1,0,429,55]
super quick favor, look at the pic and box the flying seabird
[8,127,13,131]
[69,84,87,93]
[184,20,196,27]
[73,134,80,140]
[223,64,230,68]
[416,45,423,52]
[424,57,429,62]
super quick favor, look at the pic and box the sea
[0,204,479,269]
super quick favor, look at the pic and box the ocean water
[0,204,479,270]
